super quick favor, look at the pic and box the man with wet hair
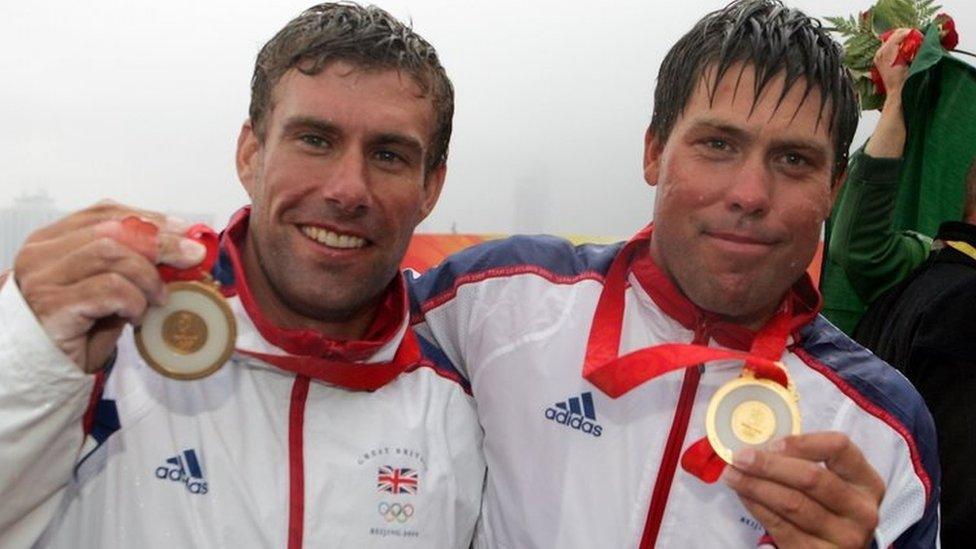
[410,0,939,546]
[0,4,482,547]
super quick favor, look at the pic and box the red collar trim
[582,224,820,397]
[220,207,409,363]
[582,225,819,484]
[628,227,822,351]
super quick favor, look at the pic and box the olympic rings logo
[378,502,415,523]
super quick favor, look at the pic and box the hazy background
[2,0,974,239]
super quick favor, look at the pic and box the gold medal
[135,279,236,380]
[705,367,801,464]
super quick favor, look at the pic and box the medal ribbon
[119,216,220,282]
[215,211,421,391]
[237,327,422,392]
[582,227,793,482]
[942,240,976,262]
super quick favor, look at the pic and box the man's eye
[697,138,735,158]
[300,134,328,148]
[782,152,808,166]
[374,150,402,164]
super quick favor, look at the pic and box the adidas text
[545,392,604,437]
[155,449,209,495]
[544,407,603,436]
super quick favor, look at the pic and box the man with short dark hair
[410,1,939,546]
[0,4,483,547]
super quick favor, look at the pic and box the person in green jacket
[824,29,932,333]
[822,26,976,333]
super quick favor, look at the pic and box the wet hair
[650,0,858,178]
[249,2,453,172]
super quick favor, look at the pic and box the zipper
[638,366,702,548]
[638,327,707,548]
[287,375,310,549]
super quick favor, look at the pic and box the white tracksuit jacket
[408,231,940,548]
[0,209,484,548]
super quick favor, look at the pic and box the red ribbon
[158,224,219,282]
[581,228,793,482]
[238,326,422,392]
[119,216,219,282]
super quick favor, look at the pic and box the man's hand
[874,28,913,97]
[12,200,206,373]
[722,432,885,548]
[866,28,913,159]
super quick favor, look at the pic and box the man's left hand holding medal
[13,200,209,374]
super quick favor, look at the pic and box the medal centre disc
[162,310,209,355]
[730,399,776,445]
[706,375,801,464]
[135,281,236,380]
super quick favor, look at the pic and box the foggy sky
[2,0,973,235]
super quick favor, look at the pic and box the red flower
[936,13,959,50]
[899,29,925,63]
[870,66,886,95]
[879,28,924,65]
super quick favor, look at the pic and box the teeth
[300,226,367,249]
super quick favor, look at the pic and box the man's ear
[236,120,262,197]
[418,163,447,221]
[643,127,665,187]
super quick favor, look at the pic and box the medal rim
[705,373,801,464]
[135,280,236,381]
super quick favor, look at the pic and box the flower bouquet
[826,0,964,110]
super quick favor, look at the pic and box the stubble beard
[254,229,391,326]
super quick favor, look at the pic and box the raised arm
[828,29,931,304]
[0,202,203,545]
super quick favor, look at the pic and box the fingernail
[733,448,756,468]
[180,238,206,263]
[769,439,786,453]
[722,467,742,485]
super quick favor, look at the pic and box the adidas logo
[544,391,603,437]
[154,449,209,495]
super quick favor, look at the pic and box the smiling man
[0,4,482,547]
[410,0,939,546]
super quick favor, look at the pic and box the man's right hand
[12,201,207,373]
[873,28,913,99]
[865,28,913,159]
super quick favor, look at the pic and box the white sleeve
[0,277,95,547]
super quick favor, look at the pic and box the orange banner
[403,234,824,286]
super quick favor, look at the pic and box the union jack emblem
[377,465,419,495]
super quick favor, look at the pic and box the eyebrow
[281,115,340,137]
[280,116,425,156]
[373,133,424,157]
[690,118,829,156]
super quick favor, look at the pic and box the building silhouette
[1,192,63,271]
[0,193,213,271]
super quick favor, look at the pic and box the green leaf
[825,15,856,35]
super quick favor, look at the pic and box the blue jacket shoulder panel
[407,235,623,316]
[799,316,940,547]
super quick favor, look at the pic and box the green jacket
[822,150,931,334]
[821,26,976,334]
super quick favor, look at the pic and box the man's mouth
[299,225,368,249]
[707,231,776,246]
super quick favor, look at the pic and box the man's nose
[321,149,371,215]
[726,156,772,216]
